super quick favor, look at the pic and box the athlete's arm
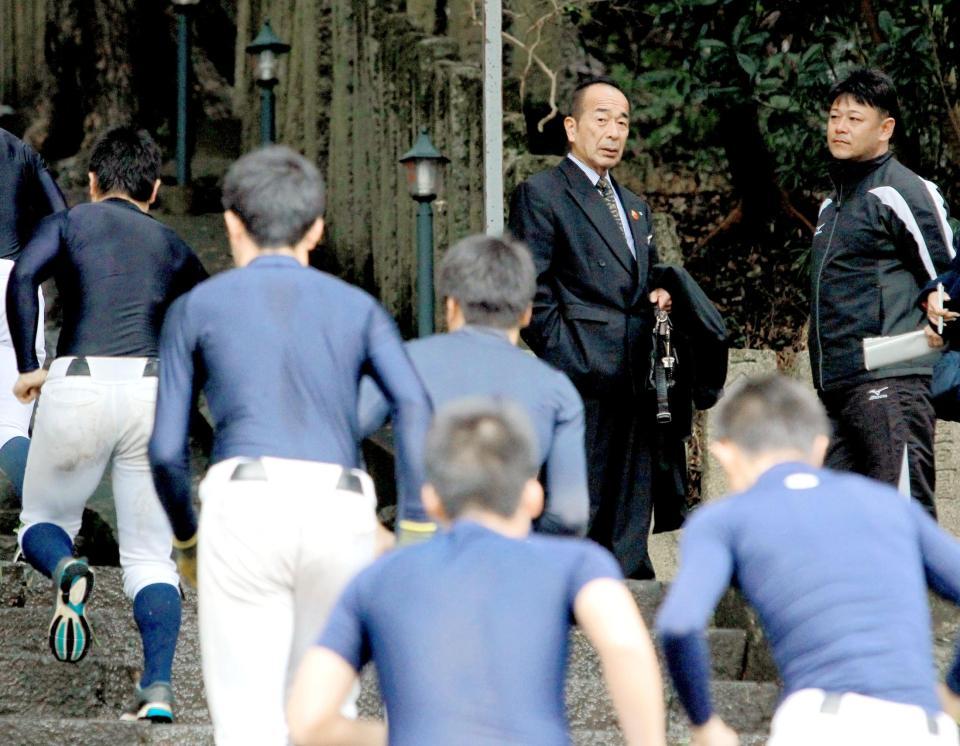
[575,578,667,746]
[6,213,63,372]
[362,304,432,524]
[538,377,588,536]
[149,296,200,541]
[911,502,960,697]
[286,647,386,746]
[289,576,385,745]
[356,375,391,439]
[36,169,67,216]
[655,508,737,733]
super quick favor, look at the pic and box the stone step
[568,678,779,733]
[0,719,770,746]
[0,652,208,723]
[0,717,213,745]
[0,607,200,661]
[573,729,770,746]
[569,627,746,684]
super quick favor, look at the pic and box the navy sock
[0,436,30,498]
[134,583,182,688]
[20,522,74,578]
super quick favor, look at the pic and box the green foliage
[578,1,960,205]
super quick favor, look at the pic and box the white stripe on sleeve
[868,186,937,279]
[922,179,956,259]
[818,198,832,217]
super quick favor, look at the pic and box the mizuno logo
[868,387,889,401]
[815,223,825,236]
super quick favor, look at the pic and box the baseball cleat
[48,557,95,663]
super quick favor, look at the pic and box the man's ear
[223,210,245,243]
[148,179,161,206]
[708,439,739,480]
[302,217,325,252]
[518,305,533,330]
[563,115,578,146]
[422,484,448,524]
[519,477,544,520]
[810,434,829,467]
[88,173,99,201]
[880,117,895,143]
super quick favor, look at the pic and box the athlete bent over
[8,127,207,721]
[288,397,667,746]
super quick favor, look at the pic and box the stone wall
[233,1,487,333]
[0,0,45,110]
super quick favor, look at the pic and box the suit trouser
[197,457,378,745]
[583,389,655,579]
[820,375,936,517]
[767,689,958,746]
[0,258,45,447]
[18,356,177,599]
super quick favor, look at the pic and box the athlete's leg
[287,466,378,716]
[18,369,111,575]
[18,364,111,662]
[197,459,297,745]
[113,374,180,694]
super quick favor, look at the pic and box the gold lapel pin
[630,209,641,221]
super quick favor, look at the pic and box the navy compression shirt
[317,520,622,745]
[656,462,960,724]
[0,129,66,261]
[358,326,589,535]
[149,255,433,541]
[6,198,207,372]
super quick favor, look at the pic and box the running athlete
[8,127,207,722]
[148,145,432,745]
[358,233,588,535]
[657,375,960,746]
[288,397,667,746]
[0,128,65,497]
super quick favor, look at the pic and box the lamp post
[171,0,200,185]
[399,129,449,337]
[246,20,291,145]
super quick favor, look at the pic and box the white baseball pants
[196,456,378,746]
[768,689,959,746]
[19,356,178,598]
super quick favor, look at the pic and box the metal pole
[416,200,435,337]
[482,0,504,235]
[175,11,191,185]
[259,83,275,145]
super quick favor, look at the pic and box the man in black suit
[508,76,670,579]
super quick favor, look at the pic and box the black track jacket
[809,152,954,391]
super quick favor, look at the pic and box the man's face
[564,84,630,175]
[827,94,894,161]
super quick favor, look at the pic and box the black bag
[932,349,960,422]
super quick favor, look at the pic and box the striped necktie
[597,176,628,246]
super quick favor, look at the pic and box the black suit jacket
[509,157,659,397]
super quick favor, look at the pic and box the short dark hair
[88,127,162,202]
[424,397,538,519]
[221,145,325,249]
[828,67,900,122]
[570,75,628,121]
[438,234,535,328]
[712,374,830,456]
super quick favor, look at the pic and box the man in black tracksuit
[811,68,954,517]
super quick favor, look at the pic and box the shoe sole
[48,563,94,663]
[119,701,174,723]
